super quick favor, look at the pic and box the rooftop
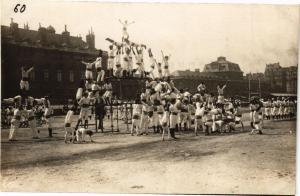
[203,56,242,73]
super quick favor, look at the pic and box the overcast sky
[2,0,299,73]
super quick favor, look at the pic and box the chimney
[86,28,95,49]
[217,56,226,61]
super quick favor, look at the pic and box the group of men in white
[3,64,297,142]
[3,93,53,141]
[3,19,297,142]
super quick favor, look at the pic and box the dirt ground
[0,115,296,195]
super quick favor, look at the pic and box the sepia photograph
[0,0,299,195]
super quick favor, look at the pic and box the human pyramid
[3,66,53,141]
[2,19,297,143]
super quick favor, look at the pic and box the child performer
[64,107,75,143]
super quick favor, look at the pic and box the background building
[1,19,107,103]
[264,62,297,93]
[202,56,243,80]
[171,57,298,98]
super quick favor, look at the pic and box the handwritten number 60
[14,4,26,13]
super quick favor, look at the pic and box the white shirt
[79,97,90,106]
[133,104,142,115]
[65,110,74,124]
[109,49,116,58]
[135,54,143,64]
[21,67,34,78]
[150,57,156,67]
[44,107,53,117]
[95,57,102,69]
[217,85,226,95]
[86,63,93,70]
[92,84,99,91]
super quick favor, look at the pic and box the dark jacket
[95,98,106,116]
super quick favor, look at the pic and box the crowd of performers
[130,80,297,140]
[2,67,297,142]
[2,20,297,142]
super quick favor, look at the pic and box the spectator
[95,96,106,132]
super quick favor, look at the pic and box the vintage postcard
[1,0,299,195]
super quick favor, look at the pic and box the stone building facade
[264,62,297,93]
[1,19,107,103]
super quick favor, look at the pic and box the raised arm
[27,66,34,73]
[128,21,135,26]
[161,50,165,60]
[118,19,124,25]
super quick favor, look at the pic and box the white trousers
[20,80,29,90]
[28,119,39,137]
[85,70,93,80]
[9,119,20,140]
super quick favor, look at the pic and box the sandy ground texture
[1,116,296,195]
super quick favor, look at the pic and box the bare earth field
[1,116,296,195]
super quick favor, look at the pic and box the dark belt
[116,64,121,68]
[82,104,89,108]
[96,67,102,72]
[22,77,29,81]
[157,112,163,114]
[86,68,92,71]
[171,112,178,115]
[224,119,234,123]
[164,66,168,69]
[195,116,202,119]
[181,109,188,113]
[132,114,140,119]
[65,123,71,127]
[191,113,195,116]
[45,115,52,119]
[206,119,213,122]
[28,116,35,121]
[109,56,115,59]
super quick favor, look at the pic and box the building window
[57,70,62,82]
[29,71,35,81]
[69,71,74,82]
[44,69,49,81]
